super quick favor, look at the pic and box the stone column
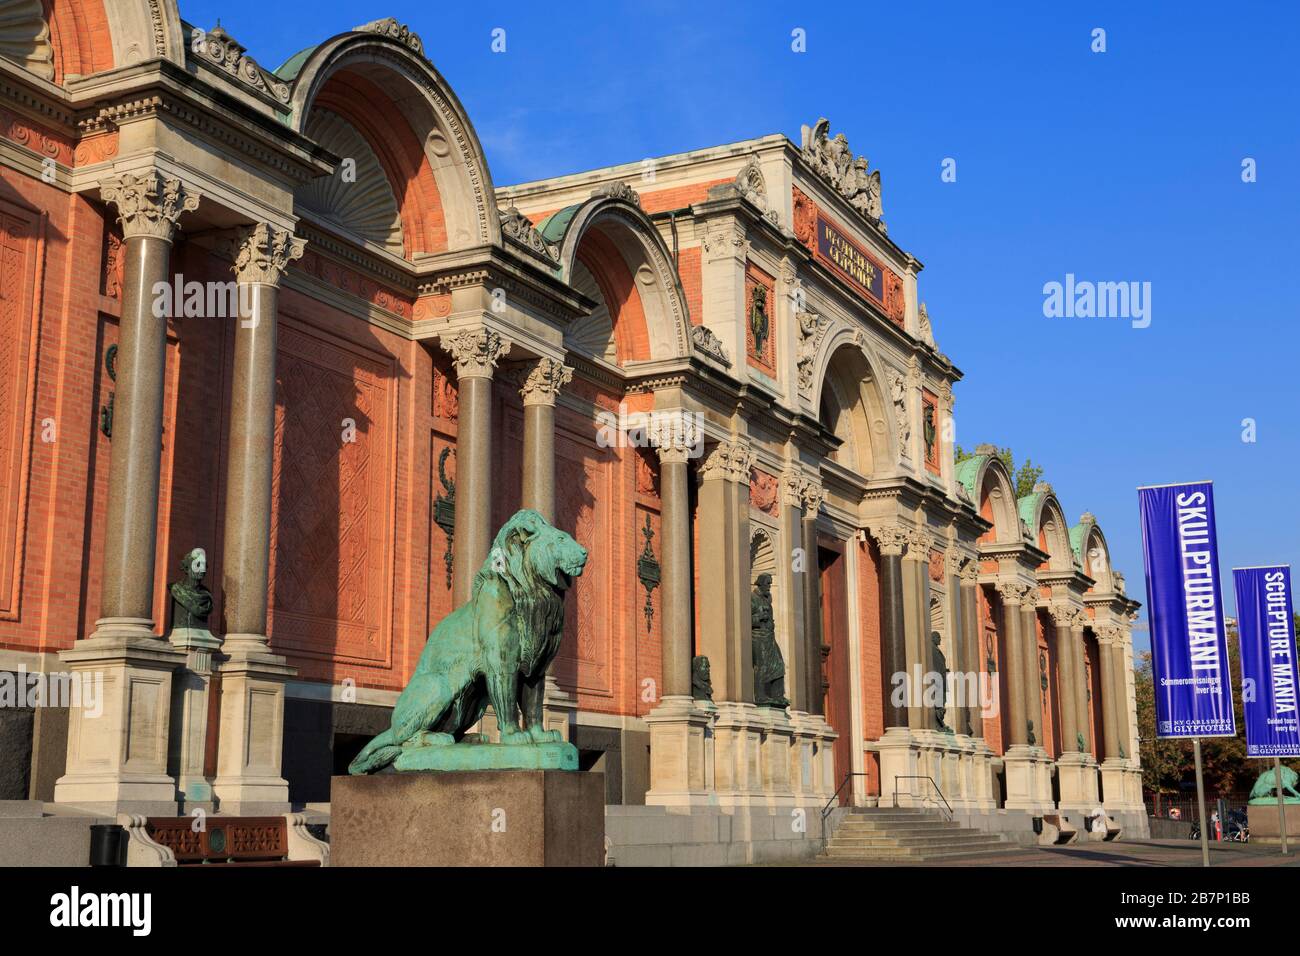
[1097,632,1121,760]
[1019,603,1041,748]
[1105,624,1132,758]
[903,528,935,730]
[1052,607,1081,753]
[959,561,982,739]
[94,171,200,640]
[209,223,305,815]
[1071,613,1091,754]
[697,440,756,703]
[870,524,909,728]
[644,418,714,805]
[55,171,199,813]
[995,582,1029,747]
[652,421,696,699]
[220,223,305,653]
[801,481,826,715]
[778,473,810,712]
[518,357,572,523]
[946,551,970,736]
[440,329,511,606]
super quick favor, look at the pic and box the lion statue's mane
[348,508,587,774]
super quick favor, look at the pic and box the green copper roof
[1017,492,1043,533]
[954,454,988,502]
[276,46,318,81]
[1068,521,1088,562]
[537,204,582,245]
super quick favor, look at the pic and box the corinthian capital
[100,171,201,241]
[519,357,573,406]
[648,410,701,465]
[995,580,1032,606]
[227,223,306,286]
[868,523,909,557]
[441,328,512,379]
[907,527,934,556]
[699,440,754,484]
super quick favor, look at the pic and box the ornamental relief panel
[269,322,396,666]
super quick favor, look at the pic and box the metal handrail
[820,772,868,854]
[893,774,953,821]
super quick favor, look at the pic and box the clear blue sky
[182,0,1300,646]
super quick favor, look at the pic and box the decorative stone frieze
[100,171,200,242]
[355,17,424,56]
[227,223,306,286]
[689,324,730,366]
[799,117,885,232]
[592,180,640,206]
[518,357,573,406]
[190,26,291,103]
[440,328,512,379]
[500,205,559,263]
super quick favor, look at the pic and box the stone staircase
[823,806,1017,862]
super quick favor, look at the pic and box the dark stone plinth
[330,770,605,866]
[1247,802,1300,844]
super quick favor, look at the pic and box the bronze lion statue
[348,509,587,774]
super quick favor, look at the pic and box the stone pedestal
[1057,751,1101,812]
[167,627,221,809]
[713,701,763,806]
[211,650,294,815]
[1244,802,1300,845]
[1099,758,1132,812]
[330,770,605,866]
[1003,745,1054,813]
[644,695,715,806]
[54,635,186,815]
[756,706,796,805]
[967,740,998,810]
[874,726,920,806]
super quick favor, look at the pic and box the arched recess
[955,452,1020,546]
[0,0,146,82]
[541,196,691,365]
[814,334,893,479]
[1019,487,1074,572]
[283,30,500,254]
[750,527,785,665]
[1072,515,1114,592]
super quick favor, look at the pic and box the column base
[211,644,295,816]
[874,726,921,806]
[1002,745,1055,813]
[53,634,186,815]
[1057,751,1101,812]
[1099,757,1143,812]
[789,711,838,801]
[713,701,765,807]
[644,696,716,807]
[755,706,797,805]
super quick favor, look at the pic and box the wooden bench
[117,813,329,867]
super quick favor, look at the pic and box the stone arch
[814,332,893,479]
[1020,487,1073,572]
[956,453,1020,546]
[543,195,691,365]
[284,29,499,254]
[1073,516,1114,592]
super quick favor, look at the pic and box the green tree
[952,445,1042,499]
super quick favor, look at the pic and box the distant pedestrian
[1169,806,1182,820]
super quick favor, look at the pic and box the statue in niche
[930,631,950,732]
[750,574,789,708]
[691,655,713,702]
[169,548,213,633]
[749,284,770,359]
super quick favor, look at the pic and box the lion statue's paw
[526,726,562,744]
[403,730,455,750]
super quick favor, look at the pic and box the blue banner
[1232,566,1300,757]
[1138,482,1236,737]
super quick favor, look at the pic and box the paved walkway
[793,839,1300,867]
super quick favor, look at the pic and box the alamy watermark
[0,666,102,717]
[1042,273,1151,328]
